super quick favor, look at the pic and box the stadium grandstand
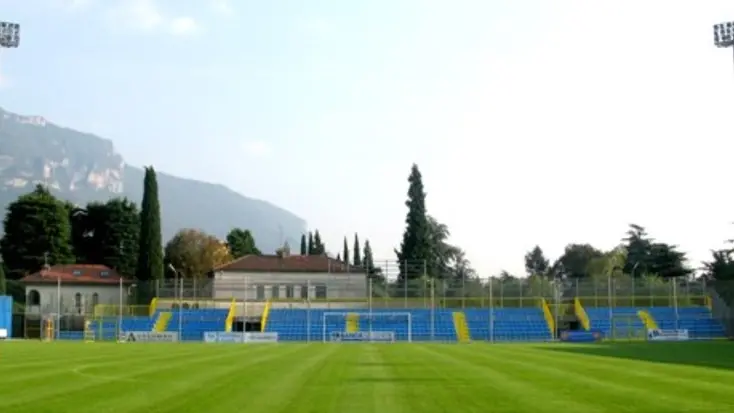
[6,254,730,343]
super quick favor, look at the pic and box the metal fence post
[489,277,494,343]
[306,278,311,342]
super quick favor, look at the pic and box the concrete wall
[24,284,122,315]
[212,271,368,301]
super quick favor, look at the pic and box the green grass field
[1,341,734,413]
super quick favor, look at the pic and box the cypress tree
[395,164,432,287]
[135,167,164,299]
[342,237,349,266]
[300,234,307,255]
[353,234,361,267]
[313,230,324,255]
[307,232,314,255]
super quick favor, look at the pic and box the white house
[21,264,130,316]
[205,251,368,314]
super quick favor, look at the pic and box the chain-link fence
[4,273,732,341]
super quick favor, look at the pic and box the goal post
[609,314,647,341]
[322,312,412,342]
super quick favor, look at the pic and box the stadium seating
[164,308,229,341]
[265,308,457,341]
[79,310,228,341]
[83,316,156,341]
[465,308,552,341]
[264,307,552,342]
[649,307,726,339]
[585,306,726,339]
[68,304,726,343]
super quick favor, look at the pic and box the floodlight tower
[713,21,734,71]
[0,21,20,85]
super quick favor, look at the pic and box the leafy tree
[299,234,307,255]
[135,167,164,284]
[648,242,690,278]
[1,185,74,278]
[427,215,460,280]
[226,228,261,258]
[70,198,140,277]
[395,164,432,286]
[556,243,604,279]
[342,236,349,265]
[312,230,325,255]
[165,229,232,278]
[524,245,549,277]
[621,224,690,278]
[353,234,361,267]
[703,248,734,303]
[623,224,652,275]
[363,239,386,292]
[307,232,315,255]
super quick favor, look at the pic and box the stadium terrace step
[153,312,172,332]
[452,311,470,343]
[346,313,359,333]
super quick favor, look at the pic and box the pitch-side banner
[119,331,179,342]
[647,329,689,341]
[203,332,278,343]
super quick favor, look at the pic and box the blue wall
[0,296,12,338]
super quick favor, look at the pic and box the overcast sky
[2,0,734,277]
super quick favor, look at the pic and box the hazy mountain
[0,107,305,252]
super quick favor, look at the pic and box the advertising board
[0,296,12,339]
[119,331,179,342]
[646,329,689,341]
[245,332,278,343]
[559,330,604,343]
[203,332,278,343]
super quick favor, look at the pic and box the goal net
[609,314,646,341]
[322,312,412,342]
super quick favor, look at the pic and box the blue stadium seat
[165,308,229,341]
[465,308,552,342]
[265,307,552,342]
[585,306,726,339]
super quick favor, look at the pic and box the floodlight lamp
[714,21,734,48]
[0,21,20,48]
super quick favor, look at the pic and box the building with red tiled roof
[209,250,367,305]
[21,265,132,316]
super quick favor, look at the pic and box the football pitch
[1,341,734,413]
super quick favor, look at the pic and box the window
[74,293,83,314]
[72,270,82,276]
[256,285,265,300]
[285,285,294,299]
[28,290,41,306]
[271,285,280,299]
[91,293,99,309]
[300,285,308,299]
[315,284,327,299]
[100,271,109,277]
